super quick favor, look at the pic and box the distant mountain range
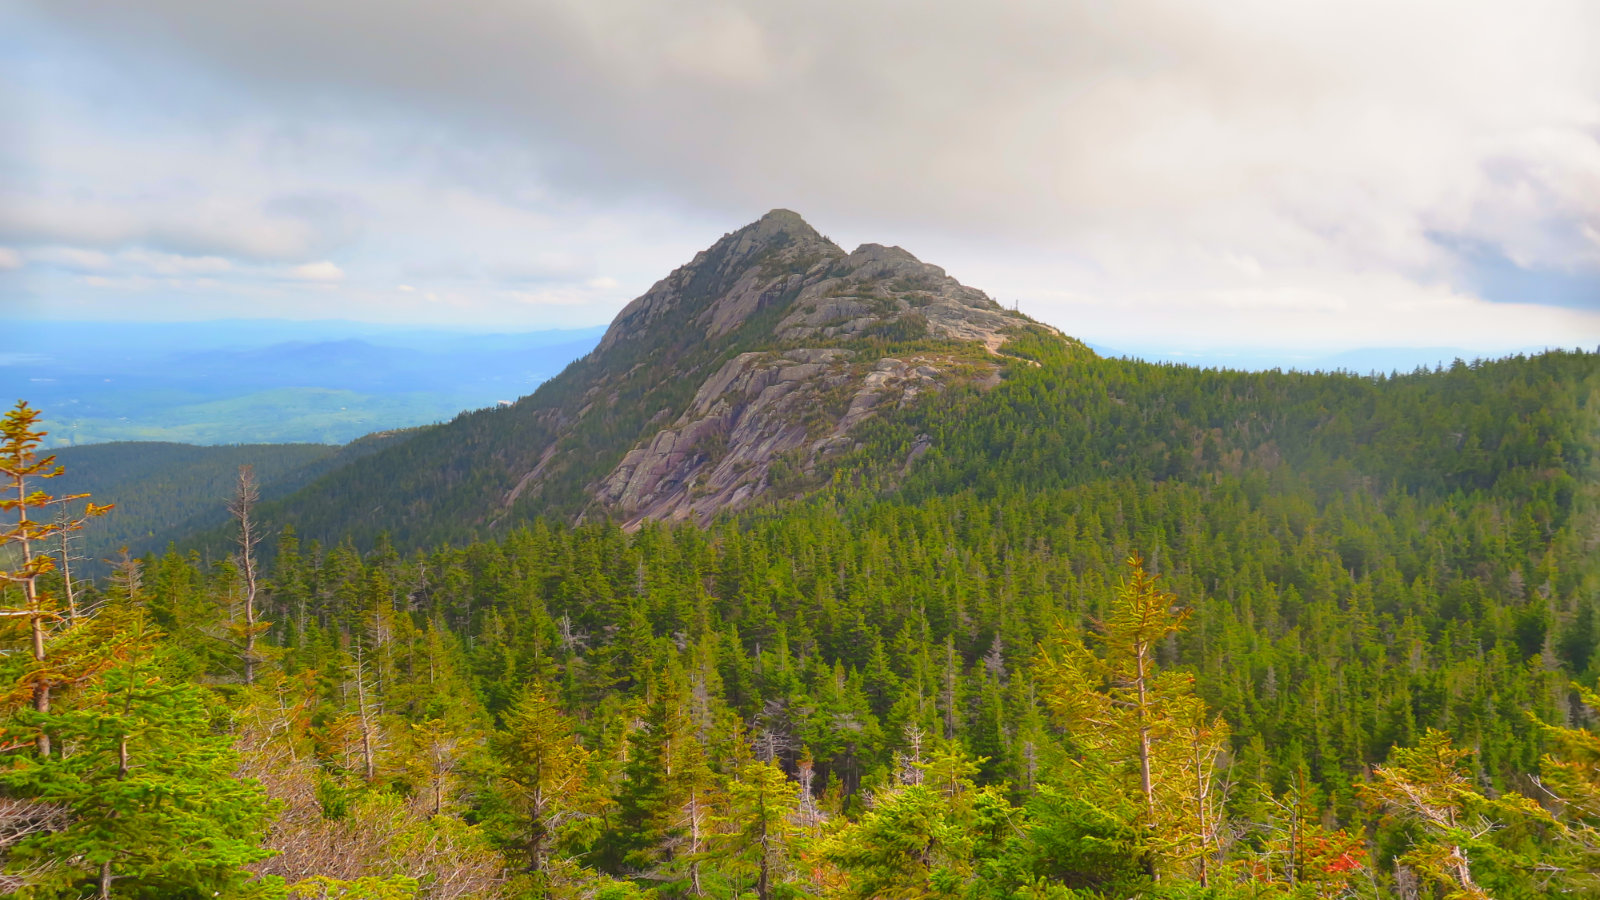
[9,289,1574,452]
[2,321,604,445]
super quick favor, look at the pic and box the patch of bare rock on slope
[593,348,976,528]
[497,209,1056,530]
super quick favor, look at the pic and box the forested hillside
[243,210,1043,552]
[1,211,1597,899]
[40,431,420,571]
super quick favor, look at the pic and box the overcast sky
[3,0,1597,353]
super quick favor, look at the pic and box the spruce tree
[717,760,799,900]
[491,683,591,879]
[1,614,275,898]
[1035,555,1230,882]
[1362,729,1555,899]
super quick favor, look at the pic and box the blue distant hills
[5,317,1582,448]
[2,319,604,446]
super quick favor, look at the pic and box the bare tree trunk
[16,475,50,757]
[353,644,378,781]
[56,512,80,624]
[686,789,706,895]
[755,792,772,900]
[100,683,135,898]
[1134,640,1157,880]
[1190,728,1211,887]
[942,639,958,740]
[1287,772,1303,887]
[229,466,262,686]
[528,784,549,874]
[1135,645,1154,821]
[434,768,443,818]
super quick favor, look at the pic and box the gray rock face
[514,210,1044,528]
[777,242,1021,351]
[593,348,973,528]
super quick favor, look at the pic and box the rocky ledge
[593,348,987,528]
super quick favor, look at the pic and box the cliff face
[592,349,964,527]
[251,209,1058,549]
[574,209,1033,527]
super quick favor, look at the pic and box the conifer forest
[3,216,1599,900]
[4,337,1597,900]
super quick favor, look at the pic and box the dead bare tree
[238,710,504,899]
[897,724,927,787]
[0,798,69,893]
[350,643,383,782]
[52,507,88,623]
[412,720,463,818]
[795,755,825,835]
[107,548,142,604]
[228,465,264,686]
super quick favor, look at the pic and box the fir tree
[1,614,275,898]
[491,683,592,879]
[716,760,799,900]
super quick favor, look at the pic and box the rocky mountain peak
[595,209,843,353]
[750,207,822,240]
[243,211,1062,549]
[702,208,838,271]
[573,212,1050,528]
[486,210,1061,531]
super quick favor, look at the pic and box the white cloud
[0,192,337,262]
[0,248,22,271]
[289,261,344,281]
[28,246,112,270]
[121,250,233,275]
[7,0,1596,349]
[396,284,415,292]
[488,250,596,284]
[507,289,596,307]
[20,245,236,278]
[661,7,777,86]
[963,252,1600,351]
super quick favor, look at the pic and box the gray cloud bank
[8,0,1600,347]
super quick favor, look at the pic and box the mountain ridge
[249,209,1058,548]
